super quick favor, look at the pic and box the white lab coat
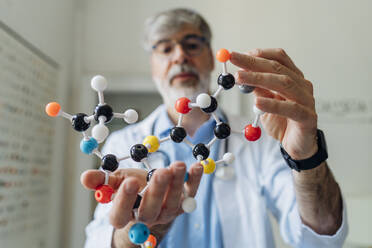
[85,105,348,248]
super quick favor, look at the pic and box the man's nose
[172,44,189,64]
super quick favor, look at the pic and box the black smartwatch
[280,129,328,172]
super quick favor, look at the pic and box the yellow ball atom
[201,158,216,174]
[143,135,160,153]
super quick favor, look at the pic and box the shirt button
[194,223,200,229]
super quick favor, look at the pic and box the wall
[0,0,76,247]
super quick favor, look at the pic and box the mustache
[167,64,199,83]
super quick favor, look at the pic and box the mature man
[82,8,348,248]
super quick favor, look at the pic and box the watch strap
[280,129,328,172]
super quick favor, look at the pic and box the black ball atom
[101,154,119,172]
[146,169,157,182]
[94,104,113,123]
[217,73,235,90]
[192,143,210,161]
[170,127,187,143]
[133,194,142,209]
[72,113,90,132]
[130,144,148,162]
[201,96,218,113]
[214,122,231,139]
[239,85,255,94]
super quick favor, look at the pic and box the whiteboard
[316,97,372,195]
[0,20,60,248]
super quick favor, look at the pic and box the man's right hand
[80,161,203,245]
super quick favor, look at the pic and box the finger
[184,162,203,197]
[253,87,275,99]
[236,71,312,106]
[255,97,317,126]
[80,169,118,190]
[157,162,186,222]
[109,177,139,229]
[236,69,280,100]
[80,168,147,191]
[248,48,304,77]
[139,168,172,223]
[230,51,300,81]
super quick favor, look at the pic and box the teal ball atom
[80,137,98,154]
[128,222,150,245]
[184,172,189,182]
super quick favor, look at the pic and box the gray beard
[153,74,211,109]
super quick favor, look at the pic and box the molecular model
[45,49,265,247]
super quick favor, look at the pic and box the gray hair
[143,8,212,51]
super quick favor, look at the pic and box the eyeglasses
[152,34,208,58]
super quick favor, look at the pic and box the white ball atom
[196,93,211,108]
[91,75,108,92]
[92,123,109,143]
[223,152,235,164]
[124,109,138,124]
[182,197,197,213]
[253,105,265,115]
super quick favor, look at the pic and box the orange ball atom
[145,234,157,247]
[216,48,231,63]
[45,102,61,117]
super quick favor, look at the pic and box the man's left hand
[231,48,318,160]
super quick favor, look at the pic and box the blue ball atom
[128,222,150,245]
[184,172,189,182]
[80,137,98,154]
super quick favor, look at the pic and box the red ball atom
[95,185,114,204]
[244,124,261,141]
[175,97,191,114]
